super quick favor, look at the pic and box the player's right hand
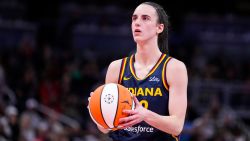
[87,92,93,109]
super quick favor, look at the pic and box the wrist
[142,108,151,122]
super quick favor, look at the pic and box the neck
[135,39,162,66]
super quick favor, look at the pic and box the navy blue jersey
[109,54,180,141]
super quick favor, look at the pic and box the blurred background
[0,0,250,140]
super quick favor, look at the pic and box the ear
[156,23,164,34]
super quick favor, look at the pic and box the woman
[95,2,187,141]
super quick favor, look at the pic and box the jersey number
[139,100,148,109]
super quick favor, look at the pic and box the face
[131,4,163,43]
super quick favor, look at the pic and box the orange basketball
[88,83,135,130]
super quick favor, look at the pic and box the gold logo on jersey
[123,76,132,81]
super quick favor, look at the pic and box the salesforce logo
[124,125,154,133]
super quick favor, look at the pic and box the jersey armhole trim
[118,57,127,84]
[162,57,172,91]
[172,134,180,141]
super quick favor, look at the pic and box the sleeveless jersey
[109,53,180,141]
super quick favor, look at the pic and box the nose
[134,19,140,27]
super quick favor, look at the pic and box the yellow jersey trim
[162,57,172,91]
[118,57,127,84]
[129,54,166,80]
[172,135,179,141]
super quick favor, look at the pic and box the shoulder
[105,58,124,83]
[108,59,123,71]
[166,57,188,83]
[167,57,187,72]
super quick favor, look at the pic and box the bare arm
[97,59,122,133]
[120,58,188,136]
[105,59,122,84]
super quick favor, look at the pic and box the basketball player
[93,2,188,141]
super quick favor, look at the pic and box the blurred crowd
[0,0,250,141]
[0,43,104,141]
[0,26,249,141]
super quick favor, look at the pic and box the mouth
[134,29,141,33]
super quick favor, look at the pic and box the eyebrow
[142,15,150,18]
[132,14,151,18]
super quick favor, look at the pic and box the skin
[94,4,188,136]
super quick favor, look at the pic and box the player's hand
[118,96,148,128]
[87,92,93,108]
[87,92,93,101]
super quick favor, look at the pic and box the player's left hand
[118,96,148,128]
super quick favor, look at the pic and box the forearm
[144,110,184,136]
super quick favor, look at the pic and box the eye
[142,15,150,21]
[132,16,137,21]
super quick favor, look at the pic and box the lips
[134,29,141,33]
[134,29,141,36]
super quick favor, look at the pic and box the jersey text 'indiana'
[128,87,162,96]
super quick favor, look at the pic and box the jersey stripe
[129,54,166,80]
[162,57,172,90]
[118,57,127,84]
[172,135,179,141]
[147,54,166,77]
[129,55,136,79]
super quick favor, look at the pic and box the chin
[133,37,144,43]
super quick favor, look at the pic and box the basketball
[88,83,135,130]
